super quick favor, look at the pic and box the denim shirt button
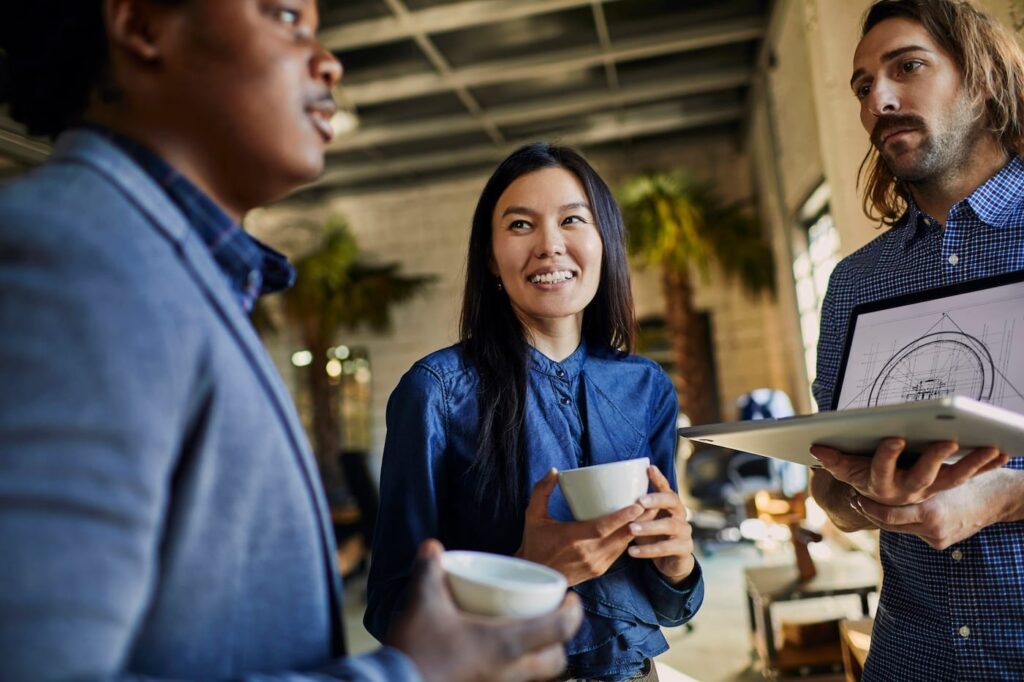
[560,396,571,405]
[556,368,565,378]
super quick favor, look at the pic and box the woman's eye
[901,59,922,74]
[562,215,586,225]
[509,220,530,230]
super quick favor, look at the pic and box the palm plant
[619,172,774,426]
[259,216,433,487]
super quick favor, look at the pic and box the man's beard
[872,96,981,185]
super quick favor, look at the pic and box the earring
[496,278,504,291]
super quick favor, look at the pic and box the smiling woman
[490,166,604,344]
[366,143,706,682]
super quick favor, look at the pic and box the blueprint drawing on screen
[836,279,1024,415]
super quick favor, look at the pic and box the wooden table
[744,552,880,678]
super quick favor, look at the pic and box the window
[792,183,841,401]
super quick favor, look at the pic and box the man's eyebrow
[850,45,933,88]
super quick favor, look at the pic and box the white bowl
[440,550,567,618]
[558,457,650,521]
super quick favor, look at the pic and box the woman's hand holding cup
[516,469,655,586]
[626,465,696,585]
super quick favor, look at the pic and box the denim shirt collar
[528,339,587,381]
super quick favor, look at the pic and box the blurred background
[4,0,1023,679]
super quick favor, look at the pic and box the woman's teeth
[529,270,575,284]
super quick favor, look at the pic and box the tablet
[677,396,1024,466]
[677,269,1024,465]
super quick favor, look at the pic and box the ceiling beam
[330,69,751,152]
[591,1,620,93]
[381,0,505,145]
[342,18,764,106]
[321,0,624,52]
[315,104,743,189]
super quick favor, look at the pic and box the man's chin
[881,151,928,182]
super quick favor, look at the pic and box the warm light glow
[333,345,350,360]
[754,491,794,517]
[354,367,371,384]
[291,350,313,367]
[326,359,343,378]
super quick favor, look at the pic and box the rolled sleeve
[642,558,705,627]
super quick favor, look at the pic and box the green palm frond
[262,216,435,347]
[619,171,774,296]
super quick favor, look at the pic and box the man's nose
[866,79,899,117]
[312,45,343,88]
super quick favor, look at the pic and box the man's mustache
[871,113,927,148]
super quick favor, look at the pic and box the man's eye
[855,83,871,100]
[272,8,301,25]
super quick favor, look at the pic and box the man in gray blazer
[0,2,580,681]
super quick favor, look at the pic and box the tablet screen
[834,271,1024,414]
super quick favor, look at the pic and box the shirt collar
[897,155,1024,247]
[83,124,296,312]
[964,155,1024,228]
[528,340,588,381]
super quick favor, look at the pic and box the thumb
[410,539,449,608]
[526,468,559,520]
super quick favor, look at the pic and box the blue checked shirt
[813,156,1024,681]
[94,126,295,313]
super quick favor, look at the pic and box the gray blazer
[0,130,418,681]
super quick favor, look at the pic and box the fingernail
[628,547,640,556]
[639,496,652,505]
[630,523,642,533]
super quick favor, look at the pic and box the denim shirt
[366,342,704,681]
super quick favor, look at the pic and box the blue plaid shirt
[93,127,295,313]
[813,156,1024,681]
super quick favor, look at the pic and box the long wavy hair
[459,143,636,520]
[858,0,1024,225]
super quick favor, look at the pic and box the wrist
[658,555,696,585]
[994,468,1024,524]
[810,470,874,532]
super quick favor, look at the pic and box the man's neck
[908,136,1009,226]
[83,109,247,222]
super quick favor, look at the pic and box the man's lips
[881,128,918,145]
[307,98,337,143]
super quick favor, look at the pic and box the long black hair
[459,142,636,520]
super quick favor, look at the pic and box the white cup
[557,457,650,521]
[440,550,567,618]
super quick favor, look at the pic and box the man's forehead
[853,16,936,68]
